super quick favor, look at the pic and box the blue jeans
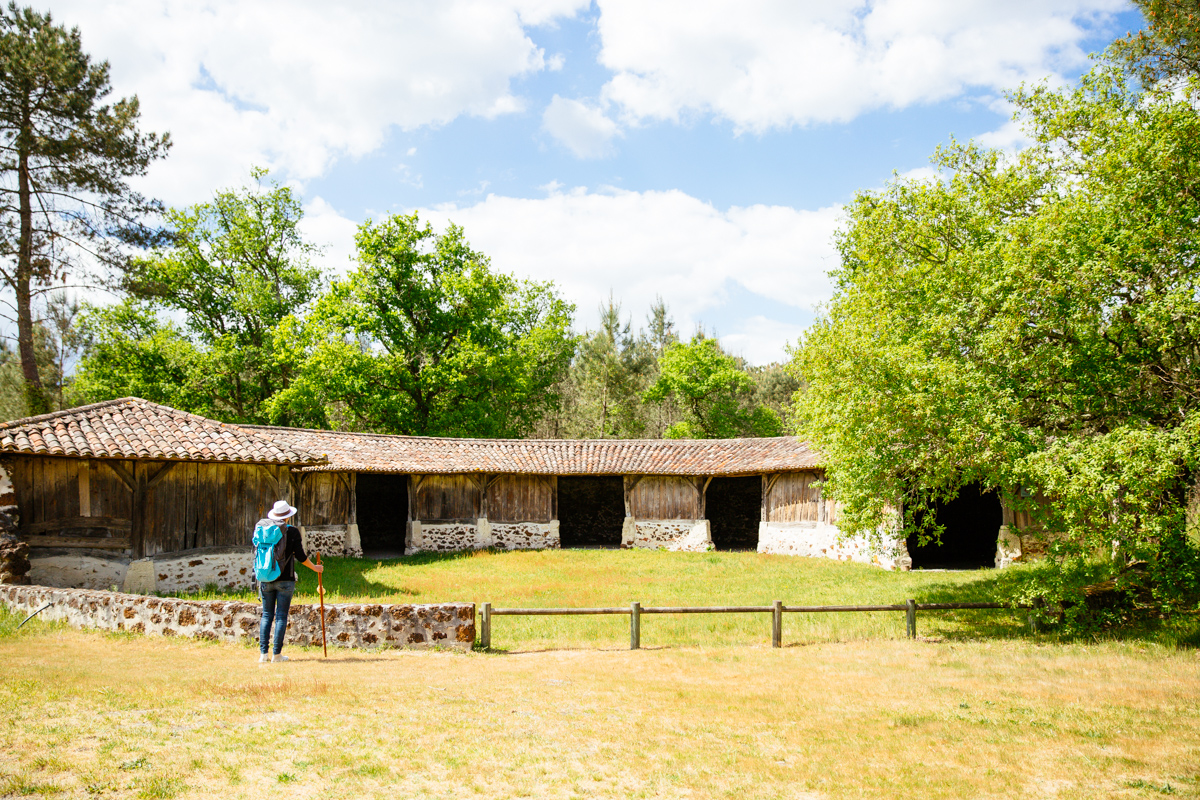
[259,580,295,655]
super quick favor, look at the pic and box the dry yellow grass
[1,618,1198,799]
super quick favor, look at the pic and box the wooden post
[772,599,782,648]
[906,599,917,639]
[481,602,491,650]
[348,472,357,525]
[630,601,641,650]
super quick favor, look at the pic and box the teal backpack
[252,519,287,583]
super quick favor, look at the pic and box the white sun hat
[267,500,298,521]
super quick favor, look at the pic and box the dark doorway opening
[707,476,761,551]
[906,484,1001,569]
[356,473,409,557]
[558,476,625,548]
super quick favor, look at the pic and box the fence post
[906,598,916,639]
[772,600,782,648]
[630,601,641,650]
[481,602,491,650]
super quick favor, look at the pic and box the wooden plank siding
[628,476,701,520]
[764,471,826,523]
[487,475,553,523]
[413,474,482,522]
[7,455,281,555]
[298,472,351,526]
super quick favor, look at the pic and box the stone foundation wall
[407,521,477,554]
[25,546,256,594]
[757,522,912,571]
[29,551,130,590]
[489,521,559,550]
[300,524,363,559]
[0,584,475,650]
[621,518,713,552]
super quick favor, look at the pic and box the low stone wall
[29,550,130,590]
[489,521,560,550]
[300,524,363,558]
[757,521,912,571]
[0,584,475,650]
[407,521,477,554]
[621,518,713,552]
[26,546,256,594]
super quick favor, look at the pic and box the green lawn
[189,549,1197,650]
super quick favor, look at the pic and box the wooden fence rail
[477,600,1033,650]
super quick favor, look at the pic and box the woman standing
[259,500,323,663]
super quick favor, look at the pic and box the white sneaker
[259,654,270,663]
[272,654,289,663]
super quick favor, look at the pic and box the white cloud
[298,197,360,277]
[595,0,1127,132]
[418,186,841,361]
[542,95,622,158]
[722,317,811,365]
[48,0,590,204]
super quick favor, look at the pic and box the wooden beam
[78,459,91,517]
[348,472,357,525]
[103,460,136,493]
[145,461,177,490]
[23,535,131,550]
[255,464,282,496]
[22,516,131,534]
[698,476,713,519]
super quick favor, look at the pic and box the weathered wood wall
[298,472,352,526]
[412,475,482,522]
[143,461,281,555]
[763,471,831,523]
[7,456,133,545]
[7,455,288,557]
[487,475,554,522]
[627,476,701,520]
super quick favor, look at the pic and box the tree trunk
[15,130,48,416]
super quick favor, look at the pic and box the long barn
[0,397,1021,594]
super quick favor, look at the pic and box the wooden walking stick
[315,551,327,658]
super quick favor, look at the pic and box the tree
[72,172,322,423]
[646,333,782,439]
[0,4,169,415]
[270,212,575,437]
[788,62,1200,612]
[1112,0,1200,86]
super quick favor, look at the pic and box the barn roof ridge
[0,399,823,474]
[240,423,802,447]
[0,397,324,465]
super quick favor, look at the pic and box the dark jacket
[277,525,307,581]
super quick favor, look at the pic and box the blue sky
[52,0,1143,364]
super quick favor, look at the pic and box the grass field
[193,549,1199,649]
[3,551,1198,799]
[1,611,1198,799]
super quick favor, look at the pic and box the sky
[48,0,1144,365]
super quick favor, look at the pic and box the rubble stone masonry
[0,584,475,650]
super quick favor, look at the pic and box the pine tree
[0,4,169,414]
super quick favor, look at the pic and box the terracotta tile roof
[243,425,823,475]
[0,398,323,465]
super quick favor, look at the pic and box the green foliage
[269,212,575,436]
[1111,0,1200,86]
[0,4,169,415]
[71,302,200,410]
[647,334,782,438]
[73,171,322,423]
[789,60,1200,617]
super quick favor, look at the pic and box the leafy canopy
[269,212,575,437]
[647,334,782,439]
[789,61,1200,608]
[73,171,322,423]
